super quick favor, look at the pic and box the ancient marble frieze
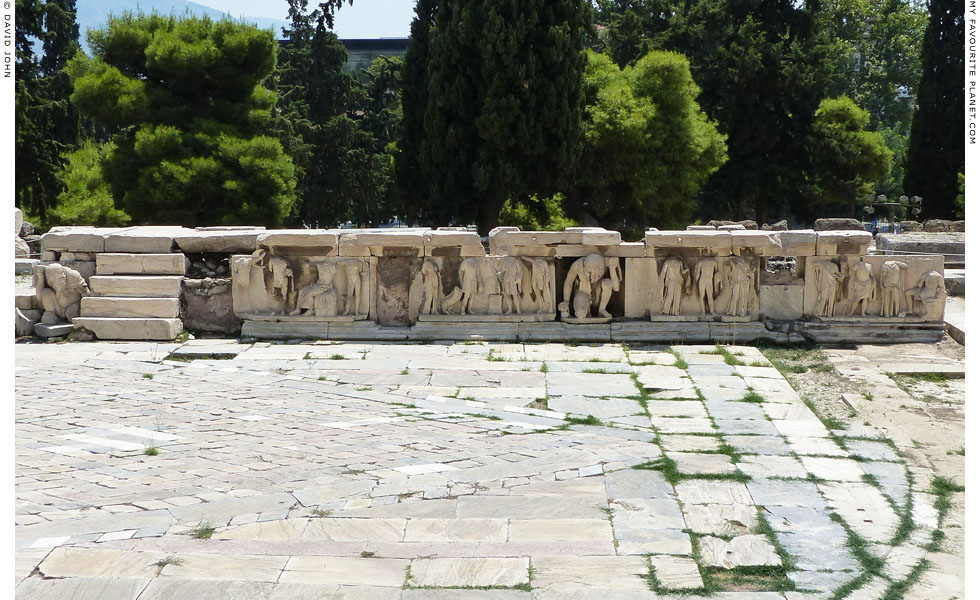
[636,256,762,322]
[408,255,557,322]
[802,255,945,321]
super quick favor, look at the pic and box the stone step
[73,317,183,341]
[81,297,180,319]
[96,253,188,276]
[89,275,183,298]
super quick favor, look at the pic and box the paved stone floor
[14,340,964,599]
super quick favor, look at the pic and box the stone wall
[32,225,947,343]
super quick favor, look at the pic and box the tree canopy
[65,13,296,226]
[567,50,727,234]
[410,0,590,232]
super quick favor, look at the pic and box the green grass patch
[142,373,154,379]
[738,390,766,403]
[189,520,216,540]
[565,415,603,427]
[880,559,930,600]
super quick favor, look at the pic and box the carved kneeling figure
[34,264,88,325]
[291,262,339,317]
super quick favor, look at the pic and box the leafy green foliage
[567,50,727,235]
[905,0,965,219]
[51,141,131,226]
[418,0,590,232]
[499,194,577,231]
[805,96,893,218]
[66,13,296,226]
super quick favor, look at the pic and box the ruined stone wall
[30,225,947,343]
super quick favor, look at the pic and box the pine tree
[420,0,589,232]
[66,13,296,226]
[904,0,965,219]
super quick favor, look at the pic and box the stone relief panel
[646,256,761,321]
[408,256,557,322]
[34,263,88,324]
[802,255,945,321]
[558,254,624,323]
[232,250,374,320]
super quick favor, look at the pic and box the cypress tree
[904,0,965,219]
[420,0,588,232]
[15,0,82,222]
[397,0,439,223]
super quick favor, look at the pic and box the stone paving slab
[14,341,956,598]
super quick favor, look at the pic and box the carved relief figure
[658,257,690,316]
[597,257,623,318]
[812,259,844,317]
[34,263,88,324]
[847,261,877,317]
[524,257,553,314]
[419,259,443,315]
[339,259,364,316]
[252,248,295,313]
[726,257,755,317]
[879,260,909,317]
[458,258,482,315]
[562,254,610,319]
[906,270,945,320]
[499,257,524,315]
[693,258,720,316]
[291,262,339,317]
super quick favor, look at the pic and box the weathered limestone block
[58,260,96,282]
[815,230,872,256]
[624,258,659,319]
[760,284,804,320]
[341,229,427,257]
[232,253,375,321]
[803,254,944,321]
[15,289,40,311]
[41,227,130,253]
[648,256,761,321]
[256,230,340,257]
[96,253,189,275]
[15,307,36,337]
[423,230,485,257]
[773,230,817,256]
[876,232,965,265]
[89,276,183,298]
[14,207,23,235]
[176,227,265,253]
[814,217,864,231]
[81,297,180,318]
[15,236,30,257]
[73,317,183,341]
[645,230,733,257]
[409,255,557,322]
[489,227,621,255]
[104,226,192,253]
[32,263,88,326]
[182,278,241,334]
[731,231,781,257]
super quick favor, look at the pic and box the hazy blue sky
[195,0,414,38]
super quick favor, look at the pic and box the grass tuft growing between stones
[881,558,930,600]
[142,446,159,456]
[755,509,797,571]
[631,456,749,485]
[188,520,216,540]
[738,390,765,404]
[565,415,604,427]
[153,554,183,568]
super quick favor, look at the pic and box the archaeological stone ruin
[14,225,947,344]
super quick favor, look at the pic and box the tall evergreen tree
[904,0,964,219]
[420,0,589,232]
[396,0,439,223]
[15,0,82,223]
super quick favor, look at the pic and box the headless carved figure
[726,258,753,317]
[879,261,908,317]
[848,261,877,317]
[693,258,720,316]
[458,258,482,315]
[659,257,689,316]
[420,260,442,315]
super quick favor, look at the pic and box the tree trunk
[476,198,501,235]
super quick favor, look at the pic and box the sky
[195,0,414,38]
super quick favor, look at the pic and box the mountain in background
[75,0,288,48]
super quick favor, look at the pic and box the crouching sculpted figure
[291,262,339,317]
[34,263,88,324]
[906,270,945,320]
[561,254,618,319]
